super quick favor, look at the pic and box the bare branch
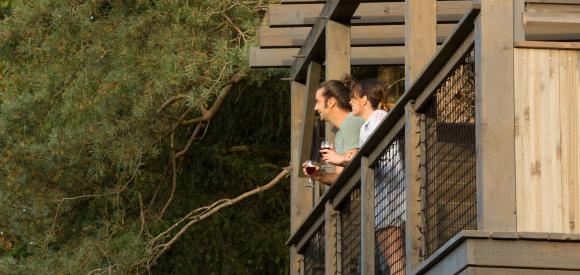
[222,13,248,43]
[175,123,204,159]
[138,192,146,237]
[159,133,177,218]
[87,264,118,275]
[158,95,189,114]
[180,72,246,126]
[142,167,290,269]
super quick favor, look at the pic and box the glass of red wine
[304,160,318,187]
[320,140,333,169]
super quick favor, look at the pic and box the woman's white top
[358,110,406,228]
[359,109,388,147]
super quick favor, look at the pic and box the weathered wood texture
[290,81,315,275]
[267,1,471,27]
[324,19,351,166]
[360,156,375,275]
[523,3,580,41]
[250,46,406,67]
[515,41,580,50]
[405,0,437,88]
[404,102,422,273]
[299,61,322,172]
[417,236,580,275]
[324,200,338,275]
[514,48,580,233]
[259,24,456,47]
[462,267,580,275]
[475,0,517,232]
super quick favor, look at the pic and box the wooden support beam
[325,20,351,79]
[405,0,437,88]
[268,1,472,27]
[360,156,375,275]
[404,101,422,274]
[259,24,456,48]
[289,0,360,82]
[324,19,351,153]
[475,0,517,231]
[290,81,315,275]
[250,46,406,68]
[299,61,322,173]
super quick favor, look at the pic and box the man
[303,80,364,186]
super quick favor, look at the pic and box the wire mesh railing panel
[303,223,325,275]
[339,186,361,275]
[373,131,406,275]
[421,48,477,257]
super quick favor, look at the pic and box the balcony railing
[420,48,476,257]
[288,6,481,275]
[302,223,325,275]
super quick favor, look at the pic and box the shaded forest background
[0,0,292,273]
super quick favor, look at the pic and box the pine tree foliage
[0,0,290,273]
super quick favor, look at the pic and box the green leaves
[1,0,290,273]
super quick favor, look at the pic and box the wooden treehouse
[250,0,580,274]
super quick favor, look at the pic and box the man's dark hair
[317,80,352,111]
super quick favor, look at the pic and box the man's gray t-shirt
[335,113,364,154]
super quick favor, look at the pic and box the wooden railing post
[405,0,437,88]
[475,0,517,231]
[360,156,375,274]
[325,200,339,275]
[404,101,422,274]
[291,81,314,275]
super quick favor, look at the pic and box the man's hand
[302,161,324,181]
[320,148,345,167]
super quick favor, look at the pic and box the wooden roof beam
[250,46,406,68]
[259,24,457,47]
[268,1,472,27]
[289,0,361,83]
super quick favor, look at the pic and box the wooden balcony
[256,0,580,274]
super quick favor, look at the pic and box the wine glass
[304,160,318,187]
[319,140,334,169]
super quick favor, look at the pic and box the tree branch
[158,133,177,218]
[180,71,245,126]
[141,167,290,270]
[158,95,188,114]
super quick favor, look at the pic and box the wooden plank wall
[514,48,580,233]
[523,1,580,41]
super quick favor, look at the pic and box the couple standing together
[303,75,394,186]
[302,75,405,275]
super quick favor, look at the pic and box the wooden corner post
[405,0,437,88]
[290,81,314,275]
[323,17,351,275]
[475,0,517,231]
[404,101,422,274]
[325,19,351,143]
